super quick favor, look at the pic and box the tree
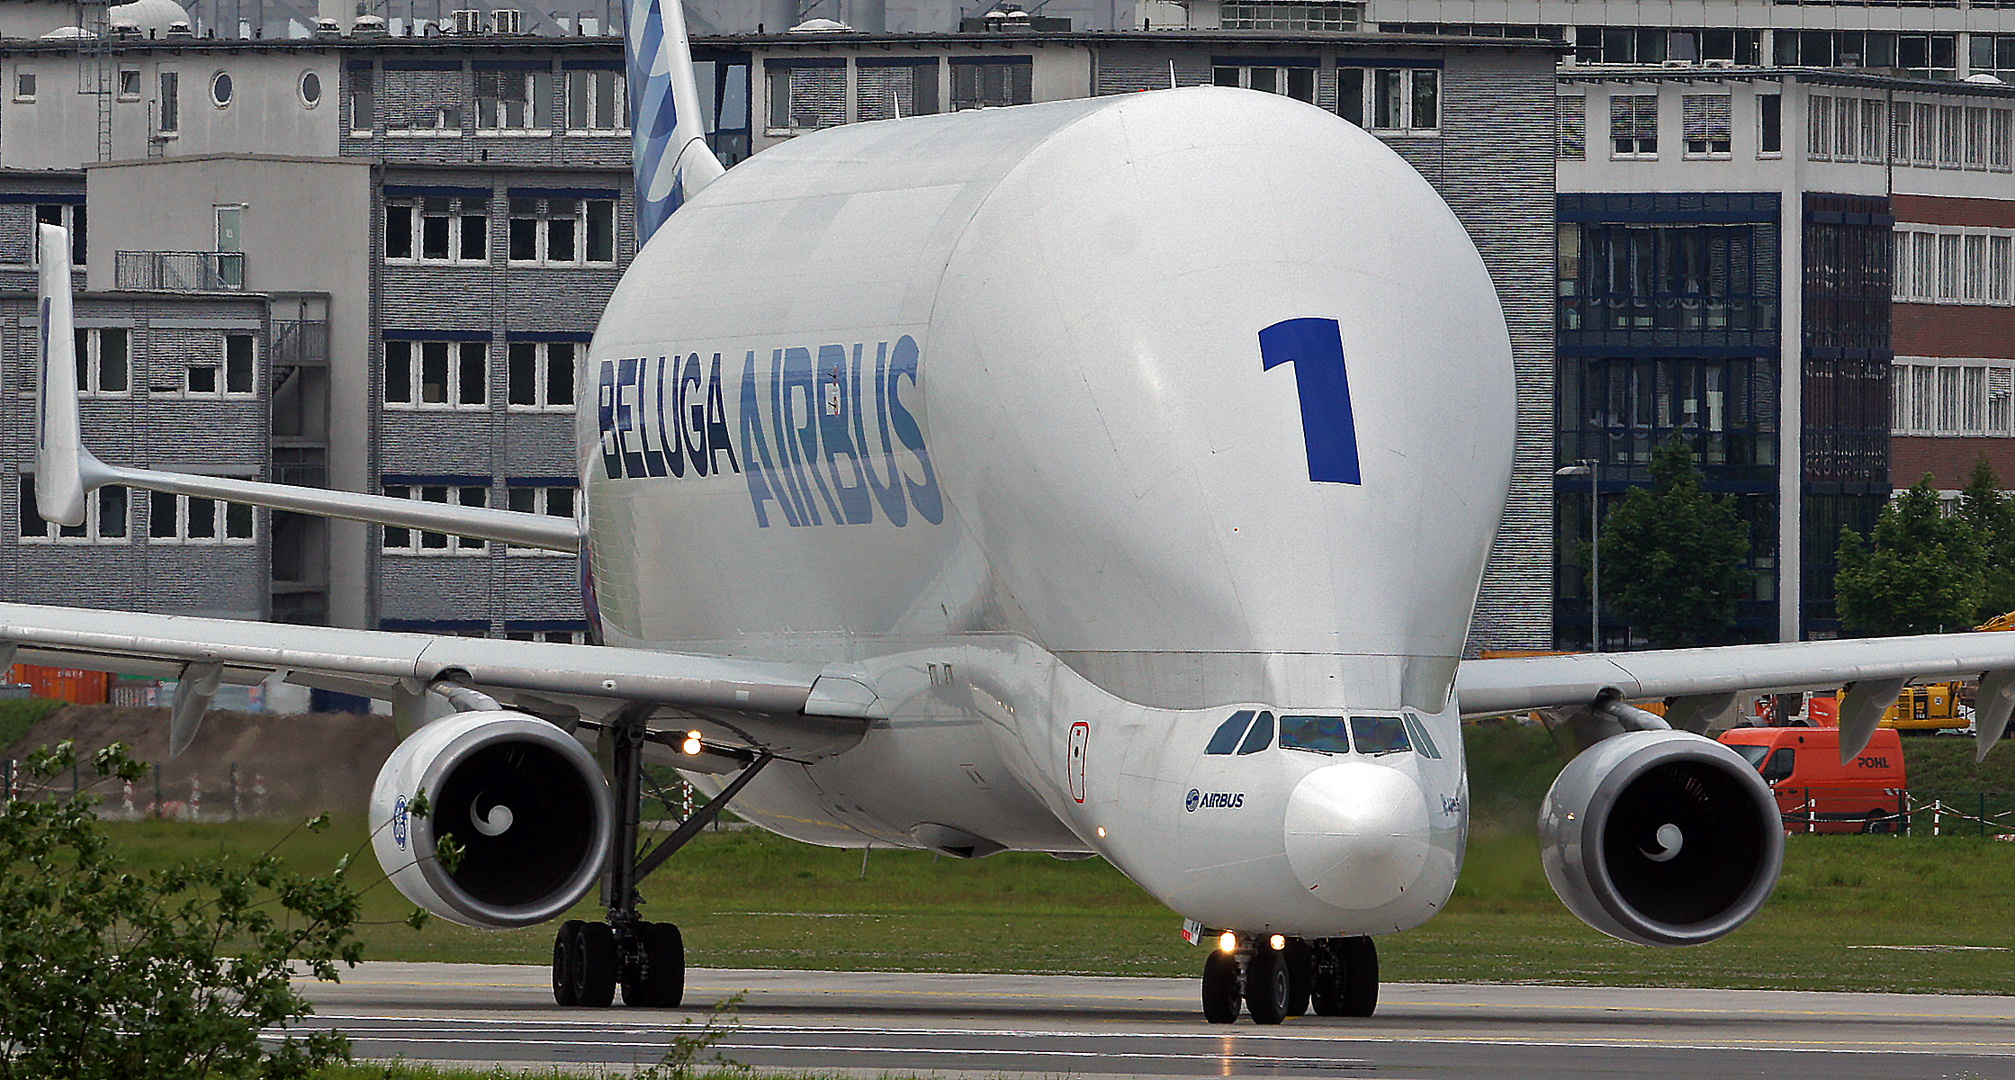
[1955,456,2015,623]
[0,741,362,1080]
[1597,437,1753,648]
[1835,478,1984,637]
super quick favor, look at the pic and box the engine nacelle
[1539,729,1782,946]
[370,710,614,928]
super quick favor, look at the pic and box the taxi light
[681,736,703,755]
[1217,931,1237,953]
[1096,826,1107,838]
[1269,934,1286,951]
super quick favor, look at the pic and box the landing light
[1269,934,1286,951]
[1217,931,1237,953]
[682,732,703,755]
[1096,826,1107,838]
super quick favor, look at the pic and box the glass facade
[1801,193,1894,636]
[1555,193,1783,648]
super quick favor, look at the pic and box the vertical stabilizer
[34,224,110,526]
[626,0,726,245]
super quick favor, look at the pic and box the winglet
[626,0,726,245]
[35,224,114,526]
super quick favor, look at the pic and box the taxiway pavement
[287,962,2015,1078]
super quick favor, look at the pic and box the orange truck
[1717,726,1907,834]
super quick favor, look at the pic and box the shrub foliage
[0,741,362,1080]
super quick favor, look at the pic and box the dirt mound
[2,705,398,818]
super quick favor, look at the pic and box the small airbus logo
[1259,317,1361,485]
[393,794,410,851]
[1186,789,1244,812]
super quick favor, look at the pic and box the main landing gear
[1199,933,1378,1024]
[550,707,772,1008]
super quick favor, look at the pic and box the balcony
[114,250,246,292]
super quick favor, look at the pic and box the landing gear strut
[550,707,771,1008]
[1199,934,1378,1024]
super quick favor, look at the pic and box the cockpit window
[1402,713,1442,759]
[1279,714,1351,755]
[1237,711,1274,755]
[1350,714,1412,755]
[1206,709,1256,755]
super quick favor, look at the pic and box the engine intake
[370,711,614,928]
[1539,729,1782,946]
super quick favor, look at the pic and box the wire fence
[1745,786,2015,838]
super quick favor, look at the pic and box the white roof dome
[108,0,189,36]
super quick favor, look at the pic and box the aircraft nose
[1284,761,1433,911]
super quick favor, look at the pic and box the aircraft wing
[0,601,879,761]
[1455,631,2015,761]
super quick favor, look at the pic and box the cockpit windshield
[1349,715,1412,755]
[1279,714,1351,754]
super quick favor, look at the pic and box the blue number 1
[1258,317,1361,485]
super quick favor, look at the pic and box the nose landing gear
[1200,933,1378,1023]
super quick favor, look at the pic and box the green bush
[0,741,363,1080]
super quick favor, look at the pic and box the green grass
[0,697,65,754]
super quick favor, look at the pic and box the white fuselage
[580,87,1515,937]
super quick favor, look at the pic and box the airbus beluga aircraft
[7,0,2015,1026]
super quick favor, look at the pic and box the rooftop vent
[492,8,522,33]
[452,8,483,33]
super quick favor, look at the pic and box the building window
[505,483,575,552]
[347,69,373,133]
[566,69,626,130]
[1892,226,2015,306]
[1808,95,1832,159]
[506,342,577,410]
[1893,360,2015,436]
[159,71,179,134]
[1557,220,1778,336]
[1758,93,1781,156]
[477,69,554,131]
[384,196,488,263]
[166,333,257,397]
[1833,96,1860,161]
[72,327,129,396]
[1682,94,1731,157]
[1965,106,1990,170]
[1557,96,1585,160]
[211,70,233,108]
[17,477,128,544]
[1339,67,1438,133]
[1913,101,1937,166]
[1939,104,1963,167]
[856,62,939,121]
[506,198,614,264]
[384,339,488,409]
[1220,2,1357,30]
[118,66,140,100]
[503,627,589,643]
[32,204,87,266]
[149,492,254,544]
[15,69,34,103]
[768,63,846,130]
[950,59,1032,111]
[381,484,488,553]
[1860,98,1887,163]
[1211,64,1316,104]
[1610,93,1657,158]
[300,70,321,107]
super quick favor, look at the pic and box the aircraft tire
[573,922,619,1008]
[623,922,686,1008]
[1337,936,1378,1017]
[1201,949,1241,1024]
[1284,938,1312,1017]
[1245,947,1291,1025]
[552,920,584,1006]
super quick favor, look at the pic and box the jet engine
[1538,729,1782,946]
[370,710,614,928]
